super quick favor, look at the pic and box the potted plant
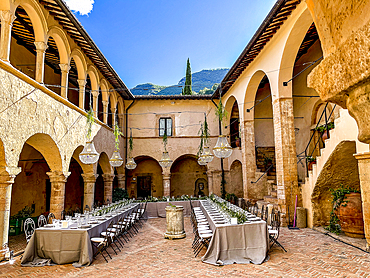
[235,136,241,148]
[316,122,335,141]
[306,156,316,171]
[326,184,364,238]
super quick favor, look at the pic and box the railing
[251,163,274,184]
[297,103,337,176]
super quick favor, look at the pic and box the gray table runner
[200,200,269,265]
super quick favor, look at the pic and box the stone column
[354,152,370,249]
[111,106,116,127]
[163,171,171,197]
[102,100,108,124]
[102,174,115,204]
[207,170,213,195]
[91,90,99,118]
[116,174,126,189]
[59,63,70,99]
[118,115,124,133]
[0,167,21,249]
[81,173,97,210]
[272,97,299,214]
[47,171,70,219]
[34,41,48,83]
[77,79,86,110]
[0,10,16,62]
[241,119,257,199]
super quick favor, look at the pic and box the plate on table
[43,224,54,228]
[88,221,98,224]
[79,224,91,229]
[214,221,226,224]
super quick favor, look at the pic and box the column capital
[102,173,115,183]
[34,41,48,52]
[81,173,98,183]
[46,171,70,183]
[0,10,16,25]
[102,100,108,107]
[0,167,21,185]
[91,90,100,98]
[116,174,125,181]
[77,79,87,88]
[59,63,71,73]
[162,173,171,179]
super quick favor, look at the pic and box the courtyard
[1,217,370,278]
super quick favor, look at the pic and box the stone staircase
[302,108,368,227]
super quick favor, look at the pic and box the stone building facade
[1,0,370,252]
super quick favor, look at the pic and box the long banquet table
[200,200,269,266]
[21,203,139,267]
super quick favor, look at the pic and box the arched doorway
[126,156,162,199]
[228,160,243,198]
[170,155,208,197]
[64,157,84,212]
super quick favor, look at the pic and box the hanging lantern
[201,146,214,163]
[213,135,232,158]
[109,149,124,167]
[126,156,137,170]
[79,141,99,164]
[159,151,173,168]
[197,156,207,166]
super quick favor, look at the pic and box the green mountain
[131,68,229,96]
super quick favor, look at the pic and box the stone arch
[170,154,208,197]
[243,70,267,121]
[70,48,87,80]
[109,91,118,113]
[98,152,112,174]
[311,100,334,126]
[22,133,63,172]
[100,79,109,102]
[278,6,314,98]
[46,26,71,65]
[228,160,244,198]
[86,65,99,93]
[12,0,48,42]
[127,155,162,198]
[311,141,360,226]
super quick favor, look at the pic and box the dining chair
[269,210,286,252]
[38,215,47,227]
[47,213,55,224]
[24,218,36,242]
[101,221,120,254]
[91,225,112,263]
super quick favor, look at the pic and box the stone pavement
[1,218,370,278]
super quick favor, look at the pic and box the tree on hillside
[182,58,193,95]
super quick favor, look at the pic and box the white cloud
[64,0,95,16]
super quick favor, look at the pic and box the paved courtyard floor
[1,217,370,278]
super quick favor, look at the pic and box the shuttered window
[159,118,172,136]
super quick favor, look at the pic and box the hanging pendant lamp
[126,156,137,170]
[197,155,207,166]
[109,149,124,167]
[201,146,214,163]
[79,141,99,164]
[213,135,232,158]
[159,151,173,168]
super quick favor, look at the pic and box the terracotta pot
[322,130,329,141]
[336,192,365,238]
[307,161,316,171]
[235,138,241,148]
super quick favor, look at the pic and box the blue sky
[69,0,276,88]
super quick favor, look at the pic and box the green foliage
[306,156,316,163]
[10,206,34,220]
[112,188,129,203]
[315,122,335,133]
[209,194,247,224]
[325,184,360,234]
[114,123,123,150]
[215,97,228,125]
[182,58,193,95]
[86,107,95,141]
[163,131,168,151]
[131,69,228,96]
[197,117,210,158]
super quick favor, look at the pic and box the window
[159,118,172,136]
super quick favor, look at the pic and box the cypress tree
[182,58,193,95]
